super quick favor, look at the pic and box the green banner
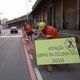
[35,37,80,65]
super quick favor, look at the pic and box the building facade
[31,0,80,31]
[30,0,80,51]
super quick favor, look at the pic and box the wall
[64,0,77,30]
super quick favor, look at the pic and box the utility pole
[26,0,32,22]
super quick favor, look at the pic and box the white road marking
[3,32,10,36]
[29,54,33,60]
[23,39,37,80]
[34,68,43,80]
[0,35,22,38]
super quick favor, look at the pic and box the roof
[32,0,42,10]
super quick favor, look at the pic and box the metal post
[26,0,28,22]
[77,0,80,30]
[51,1,55,27]
[61,0,64,29]
[26,0,32,23]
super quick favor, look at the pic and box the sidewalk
[24,33,80,80]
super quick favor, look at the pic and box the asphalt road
[1,29,80,80]
[0,29,31,80]
[28,35,80,80]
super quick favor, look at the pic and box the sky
[0,0,36,20]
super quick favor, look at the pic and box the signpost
[35,37,80,65]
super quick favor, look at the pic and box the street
[0,29,80,80]
[0,0,80,80]
[0,29,31,80]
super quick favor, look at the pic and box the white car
[10,26,18,33]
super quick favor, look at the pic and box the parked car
[0,29,1,34]
[10,26,18,33]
